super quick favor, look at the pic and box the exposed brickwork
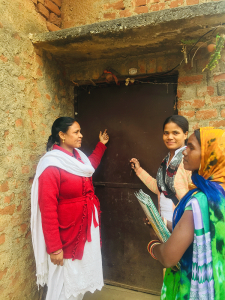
[34,0,62,31]
[0,1,74,299]
[61,0,210,27]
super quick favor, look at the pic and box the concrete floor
[83,285,160,300]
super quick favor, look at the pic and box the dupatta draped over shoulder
[161,127,225,300]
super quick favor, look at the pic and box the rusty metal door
[76,79,177,294]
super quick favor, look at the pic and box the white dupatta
[31,148,95,286]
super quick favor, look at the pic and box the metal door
[77,79,177,294]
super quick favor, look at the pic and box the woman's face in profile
[62,121,83,149]
[183,133,201,172]
[163,122,188,151]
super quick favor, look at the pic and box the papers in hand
[134,189,171,243]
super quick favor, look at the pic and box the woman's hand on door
[99,129,109,145]
[130,158,140,172]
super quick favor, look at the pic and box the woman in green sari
[149,127,225,299]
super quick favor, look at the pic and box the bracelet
[52,249,62,255]
[147,240,160,253]
[147,241,161,260]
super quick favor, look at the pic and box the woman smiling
[130,115,192,232]
[151,127,225,299]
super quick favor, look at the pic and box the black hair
[46,117,76,151]
[194,129,201,145]
[163,115,189,133]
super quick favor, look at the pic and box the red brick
[211,96,225,104]
[209,120,225,127]
[0,234,5,245]
[207,86,214,96]
[213,73,225,83]
[221,109,225,118]
[0,205,15,215]
[49,13,62,27]
[7,170,13,178]
[14,56,20,65]
[196,109,217,120]
[178,110,195,118]
[178,75,203,85]
[178,99,205,109]
[104,0,125,9]
[51,0,61,7]
[46,94,51,100]
[187,0,199,4]
[150,3,165,11]
[22,166,30,174]
[169,0,184,7]
[46,21,61,31]
[135,6,148,13]
[133,0,146,6]
[177,89,184,98]
[0,54,7,62]
[20,223,28,233]
[0,268,7,280]
[0,181,9,192]
[103,13,116,19]
[4,193,14,204]
[45,0,61,16]
[37,68,43,76]
[18,75,26,80]
[37,3,50,19]
[119,9,132,17]
[15,118,23,127]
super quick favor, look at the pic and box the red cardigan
[38,142,106,260]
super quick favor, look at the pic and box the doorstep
[83,285,160,300]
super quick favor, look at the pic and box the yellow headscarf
[198,127,225,190]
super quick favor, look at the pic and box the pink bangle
[52,249,62,255]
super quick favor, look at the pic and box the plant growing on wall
[202,34,225,72]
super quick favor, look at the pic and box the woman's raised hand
[50,249,64,266]
[130,158,141,172]
[99,129,109,145]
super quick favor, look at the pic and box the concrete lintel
[30,2,225,63]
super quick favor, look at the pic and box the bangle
[52,249,62,255]
[147,241,161,260]
[147,240,160,253]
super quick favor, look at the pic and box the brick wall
[32,0,62,31]
[68,46,225,133]
[61,0,217,28]
[178,48,225,132]
[0,1,74,299]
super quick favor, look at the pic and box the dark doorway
[76,75,177,294]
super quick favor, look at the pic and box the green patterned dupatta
[161,191,225,300]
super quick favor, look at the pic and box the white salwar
[46,206,104,300]
[31,148,104,300]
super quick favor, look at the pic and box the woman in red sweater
[31,117,109,300]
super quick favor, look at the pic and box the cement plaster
[30,2,225,64]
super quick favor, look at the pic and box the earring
[63,138,65,143]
